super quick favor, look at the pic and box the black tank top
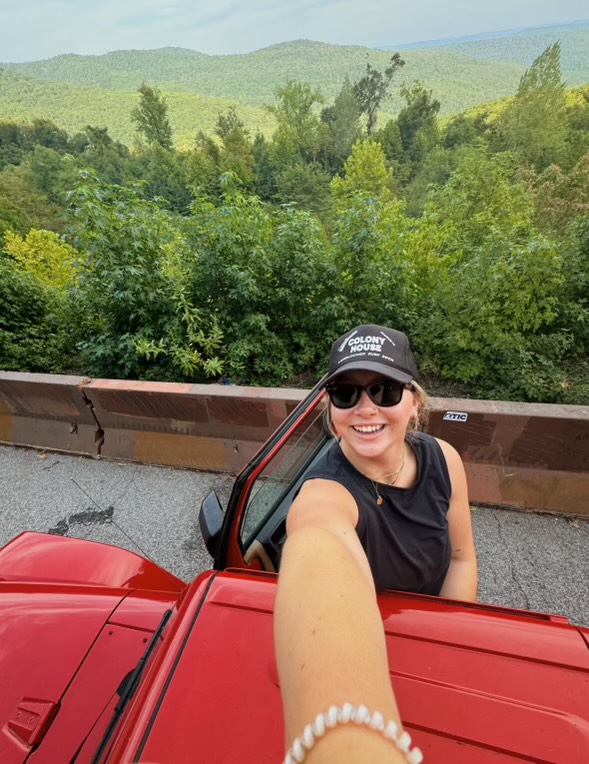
[302,432,452,595]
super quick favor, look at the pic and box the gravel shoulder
[1,445,587,626]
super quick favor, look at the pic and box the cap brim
[324,360,413,386]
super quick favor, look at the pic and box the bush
[0,257,66,372]
[66,170,222,380]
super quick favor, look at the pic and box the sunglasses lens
[327,381,407,408]
[372,381,404,406]
[326,384,360,408]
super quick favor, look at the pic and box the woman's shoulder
[412,432,467,494]
[410,430,444,456]
[428,434,463,467]
[411,431,457,459]
[305,439,346,474]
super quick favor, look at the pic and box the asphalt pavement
[1,444,588,626]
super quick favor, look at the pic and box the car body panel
[0,583,126,763]
[101,571,220,762]
[0,532,185,592]
[104,570,589,763]
[0,534,184,764]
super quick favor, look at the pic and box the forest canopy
[0,42,588,404]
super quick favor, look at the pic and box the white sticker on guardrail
[443,411,469,422]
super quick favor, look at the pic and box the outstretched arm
[437,439,478,601]
[275,480,413,763]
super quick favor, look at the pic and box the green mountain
[1,25,587,147]
[3,40,529,113]
[0,69,276,147]
[433,24,589,86]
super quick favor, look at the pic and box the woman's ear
[408,389,420,431]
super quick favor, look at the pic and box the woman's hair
[407,381,430,434]
[323,381,430,439]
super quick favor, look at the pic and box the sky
[1,0,587,63]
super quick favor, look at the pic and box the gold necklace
[368,446,406,506]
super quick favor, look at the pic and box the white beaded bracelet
[283,703,423,763]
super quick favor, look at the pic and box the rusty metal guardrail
[0,371,587,517]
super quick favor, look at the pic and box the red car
[2,383,588,762]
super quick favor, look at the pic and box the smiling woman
[286,323,478,600]
[275,322,477,762]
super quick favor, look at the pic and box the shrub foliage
[0,43,587,403]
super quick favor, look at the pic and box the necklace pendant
[376,495,383,506]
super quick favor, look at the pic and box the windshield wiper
[89,608,173,764]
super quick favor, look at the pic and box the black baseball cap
[325,324,419,385]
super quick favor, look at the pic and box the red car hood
[0,583,127,760]
[0,532,183,764]
[106,569,589,764]
[0,583,176,764]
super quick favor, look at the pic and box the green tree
[0,163,66,234]
[524,154,589,236]
[264,205,343,380]
[330,140,408,326]
[267,81,331,211]
[69,126,131,185]
[185,131,221,197]
[563,87,589,169]
[252,133,277,201]
[551,214,589,368]
[0,121,26,171]
[319,78,362,175]
[67,170,220,379]
[4,228,78,290]
[0,257,66,372]
[376,118,404,162]
[27,118,69,152]
[276,162,332,215]
[396,82,440,172]
[406,148,564,400]
[442,113,487,150]
[131,145,193,213]
[331,139,394,203]
[28,146,77,204]
[268,80,324,166]
[332,191,409,329]
[0,195,29,238]
[183,175,340,384]
[498,43,567,170]
[353,53,405,135]
[215,107,255,187]
[182,176,274,381]
[131,83,174,150]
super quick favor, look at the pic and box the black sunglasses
[325,380,411,409]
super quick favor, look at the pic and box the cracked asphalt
[1,444,587,626]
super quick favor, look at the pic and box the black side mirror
[199,491,224,557]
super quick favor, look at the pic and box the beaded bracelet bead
[283,703,423,764]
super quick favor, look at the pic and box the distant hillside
[0,69,276,148]
[3,40,526,115]
[383,22,589,85]
[1,26,587,147]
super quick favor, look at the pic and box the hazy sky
[1,1,587,62]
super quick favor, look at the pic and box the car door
[204,379,330,572]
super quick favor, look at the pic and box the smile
[352,425,385,433]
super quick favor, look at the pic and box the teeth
[353,425,384,433]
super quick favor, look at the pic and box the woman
[287,323,477,601]
[274,324,475,762]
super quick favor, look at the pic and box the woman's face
[329,370,418,464]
